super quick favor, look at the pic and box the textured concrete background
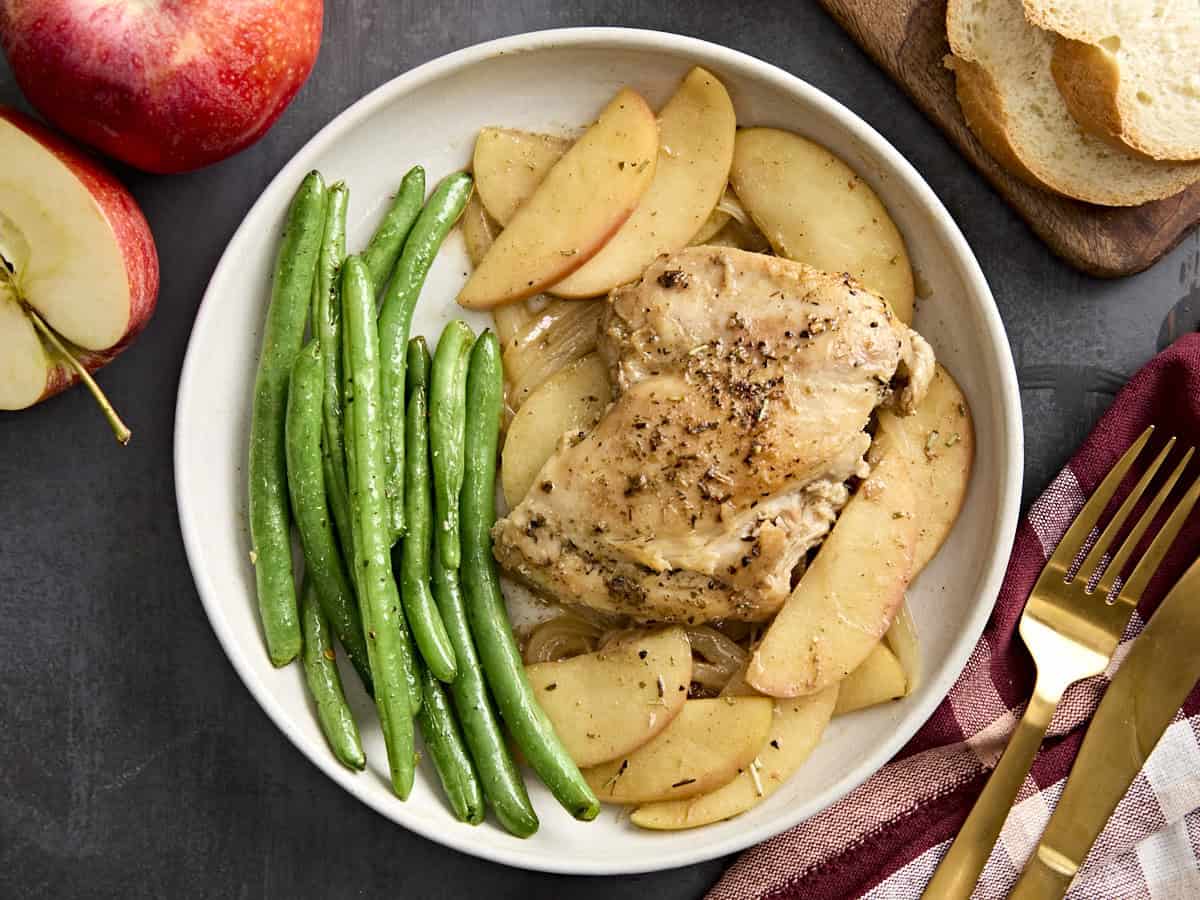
[2,2,1198,897]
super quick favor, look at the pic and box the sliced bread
[945,0,1200,205]
[1023,0,1200,161]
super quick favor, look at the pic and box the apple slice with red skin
[473,128,570,226]
[457,88,658,310]
[0,107,159,442]
[747,445,919,698]
[0,0,323,173]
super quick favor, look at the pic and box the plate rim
[174,25,1023,875]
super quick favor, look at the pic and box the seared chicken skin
[493,247,934,623]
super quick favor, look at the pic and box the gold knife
[1011,555,1200,898]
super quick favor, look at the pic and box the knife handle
[922,685,1060,899]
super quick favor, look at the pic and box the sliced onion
[504,299,602,412]
[686,625,749,672]
[523,613,603,664]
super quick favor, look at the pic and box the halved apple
[630,686,838,830]
[582,697,773,804]
[525,627,691,768]
[457,88,657,310]
[501,352,611,507]
[549,67,736,298]
[0,107,159,440]
[833,643,908,716]
[473,128,569,226]
[873,364,975,576]
[746,449,919,697]
[730,127,915,323]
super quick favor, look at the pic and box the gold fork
[923,425,1199,899]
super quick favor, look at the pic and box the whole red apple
[0,106,159,442]
[0,0,323,173]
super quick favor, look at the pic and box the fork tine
[1048,426,1155,574]
[1097,447,1193,598]
[1077,436,1176,586]
[1119,469,1200,603]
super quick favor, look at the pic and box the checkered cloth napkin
[708,334,1200,900]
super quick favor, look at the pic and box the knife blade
[1010,555,1200,898]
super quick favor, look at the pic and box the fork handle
[921,686,1061,899]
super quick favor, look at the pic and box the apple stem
[23,304,132,446]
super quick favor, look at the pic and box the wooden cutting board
[816,0,1200,278]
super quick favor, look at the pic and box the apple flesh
[457,87,658,310]
[473,128,570,226]
[582,697,774,805]
[550,67,736,298]
[525,627,691,768]
[747,446,919,697]
[501,352,611,508]
[730,127,916,324]
[873,364,975,577]
[833,643,908,716]
[0,107,159,440]
[629,686,838,830]
[0,0,323,173]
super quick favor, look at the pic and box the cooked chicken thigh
[493,247,934,623]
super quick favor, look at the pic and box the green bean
[416,660,484,824]
[430,320,475,570]
[342,265,421,716]
[399,379,458,681]
[432,532,538,837]
[363,166,425,298]
[378,172,474,544]
[341,254,416,797]
[248,170,326,667]
[301,577,366,771]
[285,341,373,693]
[460,332,600,822]
[322,449,354,580]
[407,336,431,398]
[313,182,352,560]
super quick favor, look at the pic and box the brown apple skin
[0,0,323,173]
[0,106,159,402]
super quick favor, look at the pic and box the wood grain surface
[817,0,1200,278]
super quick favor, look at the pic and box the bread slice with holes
[945,0,1200,205]
[1022,0,1200,162]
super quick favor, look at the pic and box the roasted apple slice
[525,627,691,768]
[730,127,915,323]
[473,127,569,226]
[833,643,908,716]
[746,448,919,697]
[501,352,610,507]
[457,88,657,310]
[630,687,837,829]
[550,67,736,298]
[582,697,773,804]
[874,363,975,576]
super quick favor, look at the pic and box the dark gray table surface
[3,2,1198,898]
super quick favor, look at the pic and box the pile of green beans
[249,168,596,835]
[378,173,474,543]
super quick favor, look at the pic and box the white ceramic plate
[176,28,1022,875]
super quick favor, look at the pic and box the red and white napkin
[708,334,1200,900]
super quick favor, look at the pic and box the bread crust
[1027,0,1200,162]
[945,0,1200,204]
[944,55,1047,191]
